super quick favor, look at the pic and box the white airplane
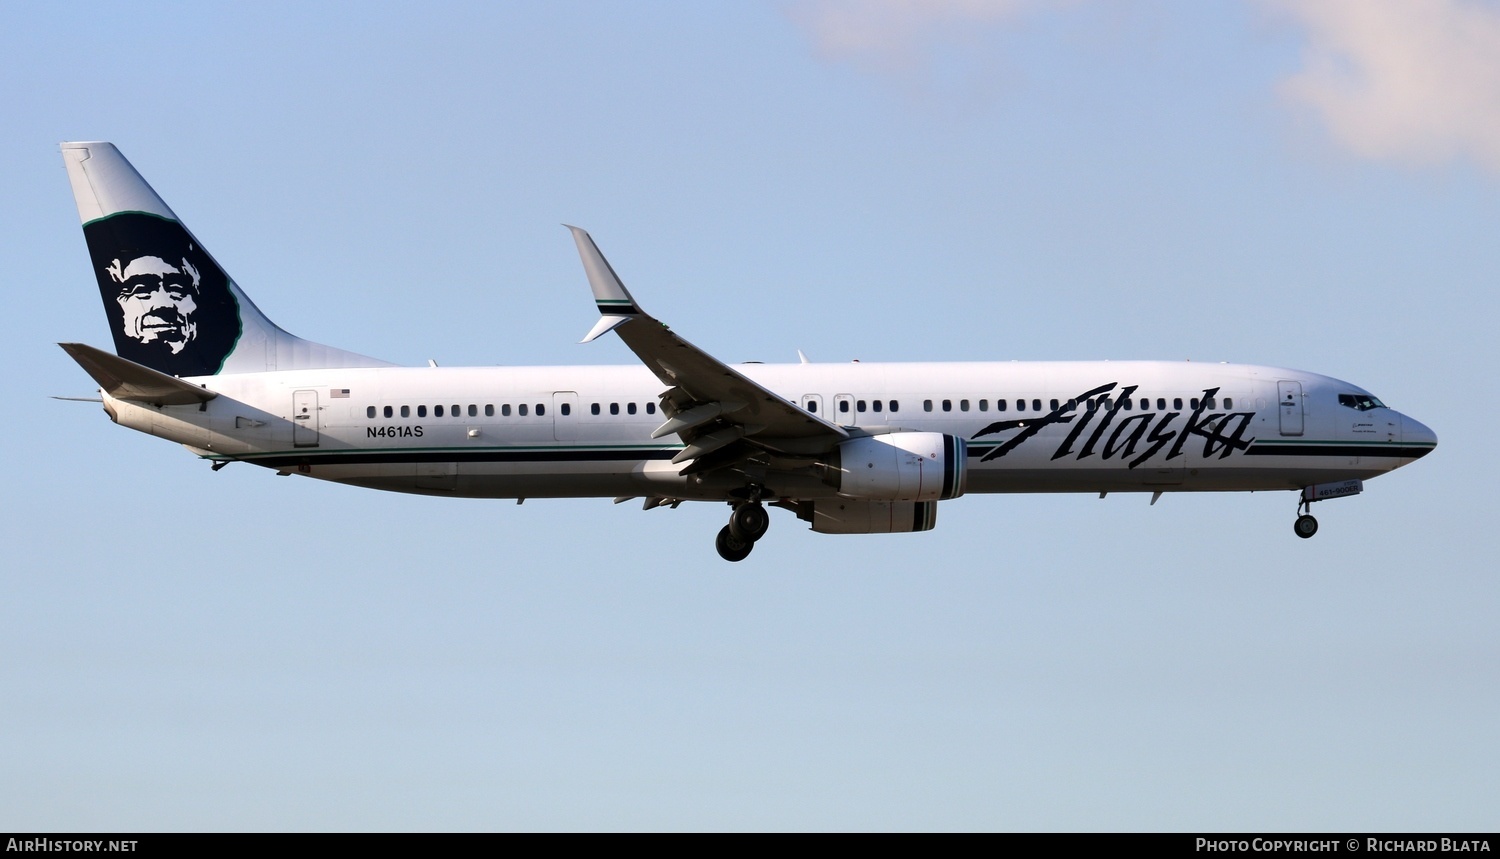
[58,141,1437,561]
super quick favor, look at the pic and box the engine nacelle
[829,432,967,502]
[811,500,938,534]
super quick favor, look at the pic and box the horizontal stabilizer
[59,342,218,406]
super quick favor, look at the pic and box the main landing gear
[715,501,770,562]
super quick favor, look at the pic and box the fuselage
[101,358,1437,502]
[58,142,1441,557]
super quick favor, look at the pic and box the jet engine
[826,432,967,502]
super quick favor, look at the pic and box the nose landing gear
[1292,479,1362,539]
[1293,494,1320,538]
[716,501,770,562]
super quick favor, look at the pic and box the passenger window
[1224,398,1233,409]
[889,400,899,413]
[1157,398,1166,410]
[518,404,528,417]
[1050,399,1059,411]
[872,400,882,413]
[996,399,1006,412]
[627,402,636,415]
[1087,399,1096,412]
[417,405,427,418]
[1101,398,1111,410]
[1190,398,1199,410]
[646,402,656,414]
[1205,397,1215,410]
[960,399,970,412]
[1173,398,1183,410]
[591,403,600,415]
[469,404,478,417]
[942,399,952,412]
[924,400,933,412]
[857,400,867,413]
[366,406,376,418]
[483,404,492,417]
[502,404,511,417]
[979,399,988,412]
[401,405,410,418]
[1017,399,1026,412]
[610,403,619,415]
[435,405,444,417]
[1139,399,1148,411]
[537,404,545,416]
[1122,398,1131,411]
[1032,399,1041,412]
[452,404,460,416]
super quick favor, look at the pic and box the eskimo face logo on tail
[108,254,200,353]
[83,212,240,377]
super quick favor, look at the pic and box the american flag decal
[330,388,350,398]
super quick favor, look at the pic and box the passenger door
[1277,381,1304,437]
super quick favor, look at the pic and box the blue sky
[2,0,1495,831]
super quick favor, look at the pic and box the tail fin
[61,142,393,376]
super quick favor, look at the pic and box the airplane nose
[1401,415,1438,459]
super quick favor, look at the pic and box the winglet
[566,225,645,342]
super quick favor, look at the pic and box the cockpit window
[1338,393,1386,411]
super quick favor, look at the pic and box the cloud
[1271,0,1500,174]
[785,0,1044,73]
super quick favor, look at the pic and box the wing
[566,226,848,477]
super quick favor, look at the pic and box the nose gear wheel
[1294,514,1319,539]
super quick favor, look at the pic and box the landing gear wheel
[729,503,770,543]
[1294,514,1319,539]
[716,525,754,562]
